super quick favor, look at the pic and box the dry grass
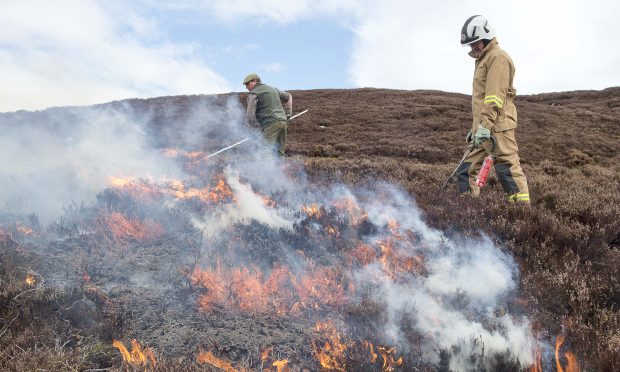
[0,236,120,371]
[1,87,618,370]
[290,87,619,371]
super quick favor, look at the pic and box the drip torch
[475,137,496,188]
[475,155,493,187]
[442,136,496,190]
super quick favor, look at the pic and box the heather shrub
[1,87,618,370]
[565,148,593,167]
[303,155,620,371]
[0,236,118,371]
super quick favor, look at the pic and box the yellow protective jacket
[471,38,517,134]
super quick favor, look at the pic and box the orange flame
[163,148,210,162]
[530,345,542,372]
[555,334,579,372]
[259,347,290,371]
[168,178,233,204]
[196,350,243,372]
[363,341,403,371]
[364,341,378,363]
[312,320,348,372]
[108,176,161,200]
[108,176,234,205]
[162,148,180,157]
[192,261,227,311]
[112,339,156,367]
[186,151,204,159]
[109,176,136,188]
[25,274,36,286]
[350,239,424,278]
[262,195,276,208]
[332,197,367,225]
[102,212,164,243]
[260,347,272,362]
[302,203,323,218]
[15,224,35,236]
[325,225,340,237]
[377,346,403,371]
[272,359,290,372]
[191,260,348,316]
[349,244,376,266]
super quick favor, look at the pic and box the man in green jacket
[243,73,292,157]
[456,15,530,203]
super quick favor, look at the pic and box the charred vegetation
[0,87,618,371]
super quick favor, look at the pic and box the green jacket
[246,83,291,128]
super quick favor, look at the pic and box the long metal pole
[206,137,250,159]
[289,109,308,120]
[441,145,474,190]
[206,110,309,159]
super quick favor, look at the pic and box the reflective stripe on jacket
[472,38,517,134]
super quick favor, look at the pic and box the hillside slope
[288,87,620,370]
[0,87,618,371]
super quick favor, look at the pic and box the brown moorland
[291,87,620,371]
[0,87,618,371]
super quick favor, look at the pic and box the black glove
[465,130,472,144]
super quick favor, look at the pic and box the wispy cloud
[346,0,620,93]
[0,1,231,112]
[170,0,620,94]
[161,0,360,24]
[1,0,617,111]
[260,63,286,73]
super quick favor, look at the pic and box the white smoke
[186,150,535,370]
[358,246,534,370]
[187,159,536,369]
[0,106,183,223]
[0,95,536,370]
[353,184,534,370]
[0,94,253,224]
[192,169,294,237]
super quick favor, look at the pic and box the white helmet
[460,15,495,46]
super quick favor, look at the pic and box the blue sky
[159,14,354,90]
[0,0,618,112]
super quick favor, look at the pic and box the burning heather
[113,339,157,368]
[0,91,604,371]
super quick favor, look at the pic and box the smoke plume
[0,94,535,370]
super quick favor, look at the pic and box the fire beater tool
[441,136,496,190]
[206,109,309,159]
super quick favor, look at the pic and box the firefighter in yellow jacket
[456,15,530,203]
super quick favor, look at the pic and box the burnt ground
[0,87,619,371]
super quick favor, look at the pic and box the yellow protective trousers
[455,128,529,202]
